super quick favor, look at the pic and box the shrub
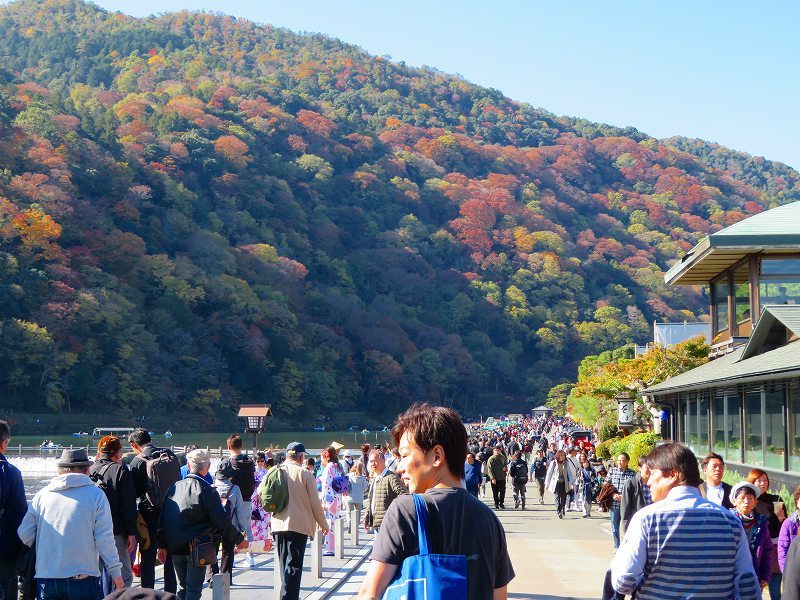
[595,436,621,460]
[608,432,660,469]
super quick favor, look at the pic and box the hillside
[0,0,797,426]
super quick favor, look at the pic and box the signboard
[618,399,634,426]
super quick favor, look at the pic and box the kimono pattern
[250,467,270,542]
[320,461,345,553]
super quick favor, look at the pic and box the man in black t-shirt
[357,404,515,600]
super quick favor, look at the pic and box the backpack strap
[412,494,430,556]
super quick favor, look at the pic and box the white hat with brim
[730,481,761,503]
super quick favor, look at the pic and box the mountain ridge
[0,0,797,424]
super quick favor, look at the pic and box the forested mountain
[0,0,797,426]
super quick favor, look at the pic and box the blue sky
[12,0,800,169]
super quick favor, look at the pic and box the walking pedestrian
[486,445,508,510]
[319,446,345,556]
[18,448,124,600]
[576,455,596,518]
[207,462,254,584]
[250,454,272,557]
[529,449,547,505]
[606,453,636,548]
[464,452,483,498]
[730,481,774,594]
[0,420,27,600]
[345,463,368,533]
[619,455,651,537]
[364,449,407,533]
[271,442,330,600]
[157,449,248,600]
[357,403,515,599]
[508,450,529,509]
[544,450,574,519]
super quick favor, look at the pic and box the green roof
[642,305,800,395]
[665,201,800,285]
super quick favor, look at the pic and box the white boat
[40,442,60,450]
[313,425,326,432]
[92,427,136,438]
[164,431,173,437]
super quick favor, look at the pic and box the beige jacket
[270,460,329,538]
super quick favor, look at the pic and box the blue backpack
[382,494,467,600]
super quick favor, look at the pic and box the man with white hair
[18,448,123,600]
[271,442,330,600]
[157,449,248,600]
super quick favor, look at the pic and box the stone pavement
[146,483,617,599]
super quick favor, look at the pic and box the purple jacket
[779,511,800,572]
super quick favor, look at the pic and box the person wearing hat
[731,481,774,592]
[156,449,247,600]
[18,448,124,599]
[88,435,138,590]
[271,442,330,600]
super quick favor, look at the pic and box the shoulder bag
[382,494,467,599]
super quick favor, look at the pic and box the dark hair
[618,452,630,461]
[306,456,315,467]
[637,455,649,468]
[128,428,151,446]
[647,443,701,487]
[793,485,800,508]
[466,452,475,459]
[227,434,243,450]
[255,451,266,462]
[746,468,769,487]
[361,443,371,454]
[392,403,467,479]
[325,446,338,462]
[701,452,724,470]
[0,420,9,445]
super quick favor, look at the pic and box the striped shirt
[610,486,759,600]
[607,467,636,510]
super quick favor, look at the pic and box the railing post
[18,443,22,455]
[335,518,345,559]
[211,573,229,600]
[353,507,361,545]
[273,542,282,600]
[311,526,323,580]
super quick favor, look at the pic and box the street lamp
[237,404,272,452]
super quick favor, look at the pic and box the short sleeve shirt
[371,487,515,599]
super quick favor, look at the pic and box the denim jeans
[769,571,782,600]
[172,555,206,600]
[610,506,622,548]
[37,577,101,600]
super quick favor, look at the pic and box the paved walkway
[147,484,616,599]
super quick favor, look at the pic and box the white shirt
[706,482,725,506]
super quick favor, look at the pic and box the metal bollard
[311,527,323,580]
[353,507,361,545]
[273,543,282,600]
[335,518,345,559]
[211,573,230,600]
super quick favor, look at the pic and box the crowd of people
[7,410,800,599]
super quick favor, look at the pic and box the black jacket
[698,481,734,509]
[89,458,138,537]
[129,444,177,514]
[0,454,27,561]
[620,474,650,538]
[157,474,244,555]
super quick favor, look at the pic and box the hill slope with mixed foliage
[0,0,798,426]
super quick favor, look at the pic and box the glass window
[699,391,709,453]
[714,279,730,333]
[688,397,697,453]
[733,264,751,324]
[713,388,726,458]
[790,380,800,473]
[760,258,800,306]
[745,387,764,466]
[727,389,742,462]
[764,383,786,470]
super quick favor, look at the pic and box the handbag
[189,535,217,567]
[382,494,467,599]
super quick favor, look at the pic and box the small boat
[313,425,326,432]
[164,431,173,437]
[71,432,89,437]
[381,426,390,432]
[360,429,370,435]
[40,441,61,450]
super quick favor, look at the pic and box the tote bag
[382,494,468,600]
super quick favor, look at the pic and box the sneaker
[514,499,519,508]
[500,504,506,510]
[247,553,255,567]
[323,551,334,556]
[539,498,544,505]
[558,512,563,519]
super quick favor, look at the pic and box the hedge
[608,432,661,469]
[595,436,621,460]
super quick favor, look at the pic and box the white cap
[187,448,211,468]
